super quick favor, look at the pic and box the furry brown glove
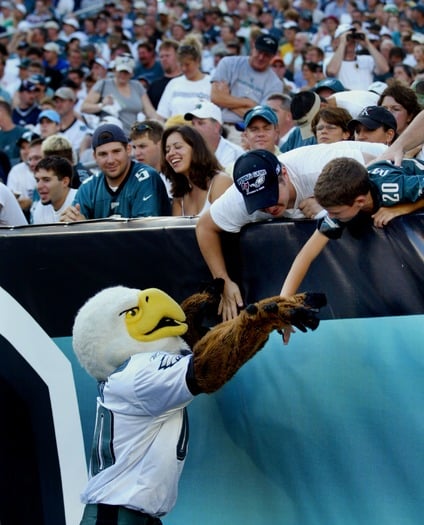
[191,292,326,394]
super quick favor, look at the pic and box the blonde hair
[41,134,76,163]
[177,35,203,62]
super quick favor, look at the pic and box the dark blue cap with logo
[234,149,282,214]
[29,73,46,85]
[254,33,279,55]
[19,80,37,92]
[348,106,397,132]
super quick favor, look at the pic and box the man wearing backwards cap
[280,91,320,153]
[210,32,283,142]
[196,140,387,320]
[184,101,244,167]
[59,123,171,221]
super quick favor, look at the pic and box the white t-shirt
[31,188,77,224]
[59,119,91,159]
[7,162,36,199]
[215,137,244,169]
[0,183,28,226]
[157,75,211,119]
[324,54,375,91]
[210,141,387,232]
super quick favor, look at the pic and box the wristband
[314,209,328,220]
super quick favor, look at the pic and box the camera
[347,28,365,41]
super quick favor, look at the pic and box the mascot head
[73,286,189,380]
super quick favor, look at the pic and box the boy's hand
[299,197,324,219]
[372,202,424,228]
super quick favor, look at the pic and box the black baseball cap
[19,79,38,92]
[234,149,281,214]
[254,33,279,55]
[348,106,397,132]
[92,123,128,150]
[17,130,40,146]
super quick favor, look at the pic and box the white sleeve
[6,166,19,194]
[209,185,266,233]
[157,79,175,119]
[347,141,388,158]
[0,184,27,226]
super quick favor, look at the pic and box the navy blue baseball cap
[254,33,279,55]
[17,130,40,146]
[234,149,282,214]
[29,73,46,85]
[244,105,278,127]
[92,123,128,150]
[348,106,397,132]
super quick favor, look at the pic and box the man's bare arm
[196,210,244,320]
[211,82,257,117]
[375,110,424,165]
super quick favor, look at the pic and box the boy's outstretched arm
[372,200,424,228]
[280,230,329,297]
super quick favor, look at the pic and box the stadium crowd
[1,0,424,300]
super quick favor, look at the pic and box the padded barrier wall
[0,215,423,525]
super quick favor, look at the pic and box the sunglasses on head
[131,123,151,133]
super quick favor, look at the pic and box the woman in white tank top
[161,125,233,216]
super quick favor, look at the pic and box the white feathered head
[72,286,189,380]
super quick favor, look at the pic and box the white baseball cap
[114,54,135,73]
[184,101,223,124]
[334,24,353,39]
[93,57,108,69]
[44,20,60,30]
[44,42,60,53]
[63,18,79,29]
[368,81,388,95]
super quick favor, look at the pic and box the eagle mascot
[73,280,326,525]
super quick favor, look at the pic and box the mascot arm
[187,292,326,394]
[180,278,224,349]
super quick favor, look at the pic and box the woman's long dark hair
[161,125,222,198]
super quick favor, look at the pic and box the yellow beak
[123,288,188,342]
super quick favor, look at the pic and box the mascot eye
[119,306,140,318]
